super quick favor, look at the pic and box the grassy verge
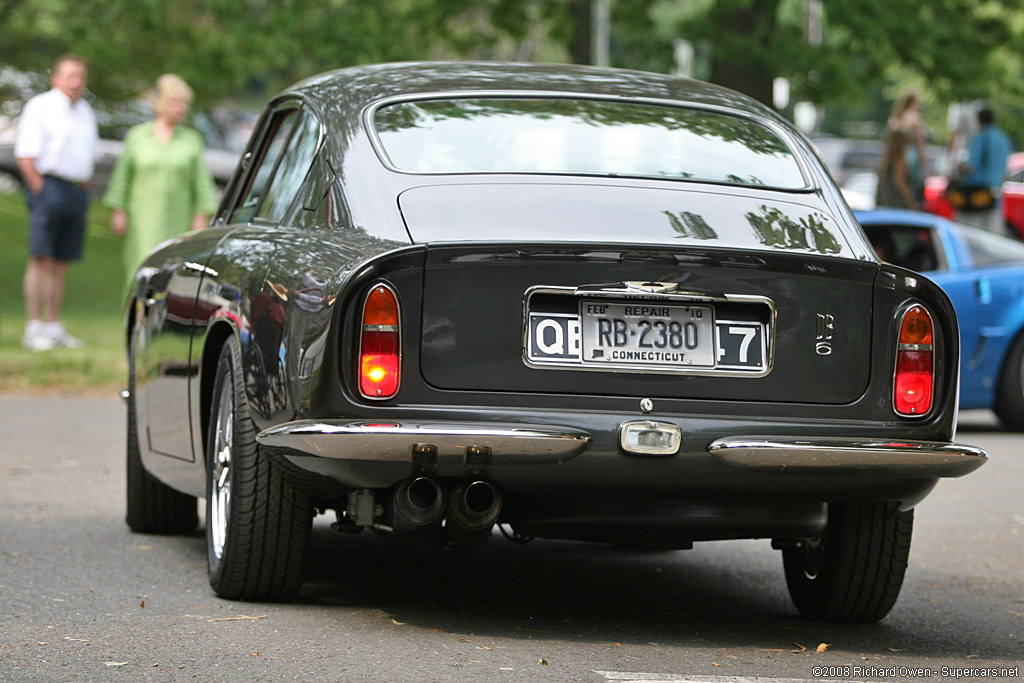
[0,191,127,394]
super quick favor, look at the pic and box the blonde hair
[151,73,193,117]
[892,90,920,118]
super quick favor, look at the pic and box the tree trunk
[568,0,592,65]
[708,0,779,106]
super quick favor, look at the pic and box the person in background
[876,127,918,210]
[945,100,983,172]
[14,54,98,351]
[887,90,930,205]
[958,108,1013,233]
[104,74,217,278]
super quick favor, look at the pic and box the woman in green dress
[104,74,217,275]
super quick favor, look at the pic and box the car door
[134,104,306,467]
[929,226,1024,406]
[187,102,329,452]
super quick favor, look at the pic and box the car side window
[256,111,321,224]
[229,108,299,224]
[960,226,1024,267]
[864,225,942,272]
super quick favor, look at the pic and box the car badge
[624,281,679,294]
[816,313,834,356]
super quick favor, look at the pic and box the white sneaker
[22,320,55,352]
[45,321,85,349]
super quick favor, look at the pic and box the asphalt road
[1,395,1021,682]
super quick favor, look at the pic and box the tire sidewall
[995,331,1024,430]
[205,337,255,589]
[782,502,912,623]
[126,330,145,524]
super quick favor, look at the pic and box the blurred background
[4,1,1024,191]
[2,0,1023,390]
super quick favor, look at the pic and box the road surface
[0,395,1020,681]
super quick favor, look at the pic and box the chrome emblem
[624,281,679,295]
[639,398,654,413]
[815,313,834,356]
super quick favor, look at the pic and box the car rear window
[372,97,807,189]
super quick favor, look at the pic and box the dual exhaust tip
[392,477,501,547]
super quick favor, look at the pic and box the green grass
[0,191,128,393]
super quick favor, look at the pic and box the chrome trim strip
[898,343,932,351]
[363,90,815,191]
[256,420,592,464]
[521,284,776,378]
[708,436,987,478]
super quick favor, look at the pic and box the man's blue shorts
[27,176,89,262]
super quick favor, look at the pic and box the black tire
[205,337,311,601]
[126,332,199,534]
[782,502,913,623]
[994,332,1024,431]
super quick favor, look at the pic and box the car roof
[284,61,783,124]
[854,207,950,230]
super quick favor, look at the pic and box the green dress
[103,122,218,274]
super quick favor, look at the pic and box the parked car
[922,151,1024,238]
[922,174,956,219]
[1002,152,1024,238]
[0,108,244,195]
[857,207,1024,429]
[839,171,878,210]
[125,62,986,622]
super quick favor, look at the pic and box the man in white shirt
[14,54,98,351]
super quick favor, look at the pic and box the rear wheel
[126,331,198,534]
[206,337,311,601]
[994,332,1024,431]
[782,502,912,623]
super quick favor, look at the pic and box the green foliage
[5,0,1024,143]
[3,0,575,106]
[671,0,1022,109]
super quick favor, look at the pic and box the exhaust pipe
[392,477,446,537]
[446,480,502,548]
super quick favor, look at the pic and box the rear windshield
[373,97,807,189]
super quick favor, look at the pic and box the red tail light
[894,305,933,416]
[359,284,400,399]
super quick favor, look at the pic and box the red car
[923,152,1024,239]
[1002,152,1024,238]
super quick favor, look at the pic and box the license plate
[526,302,767,374]
[578,301,715,367]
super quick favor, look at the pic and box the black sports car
[124,62,986,622]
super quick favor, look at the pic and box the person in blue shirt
[960,108,1013,233]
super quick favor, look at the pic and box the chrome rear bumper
[256,420,592,465]
[708,436,988,478]
[257,420,987,479]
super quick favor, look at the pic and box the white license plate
[578,301,715,367]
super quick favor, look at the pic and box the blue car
[856,208,1024,429]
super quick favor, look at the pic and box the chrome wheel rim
[210,385,234,560]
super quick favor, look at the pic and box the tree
[671,0,1021,113]
[4,0,1024,144]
